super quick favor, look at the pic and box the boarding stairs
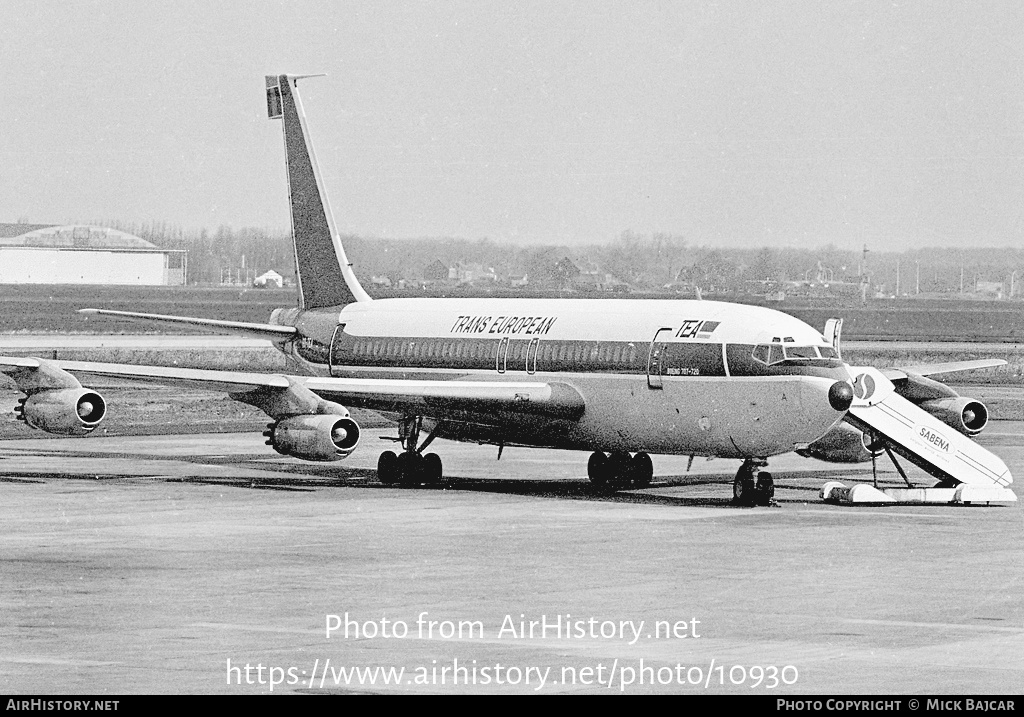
[824,367,1016,505]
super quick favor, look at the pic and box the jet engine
[891,372,989,437]
[918,397,988,437]
[797,422,882,464]
[16,388,106,435]
[264,414,360,461]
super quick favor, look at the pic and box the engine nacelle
[264,414,361,462]
[16,388,106,435]
[919,397,988,437]
[891,372,988,436]
[797,422,881,464]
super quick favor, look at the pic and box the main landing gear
[377,416,444,488]
[587,451,654,491]
[732,459,774,507]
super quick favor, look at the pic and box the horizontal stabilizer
[77,309,297,342]
[844,367,1013,489]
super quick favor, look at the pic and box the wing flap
[1,357,292,393]
[303,376,585,419]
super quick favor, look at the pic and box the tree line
[104,221,1024,296]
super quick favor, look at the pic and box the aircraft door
[824,317,843,360]
[496,336,509,374]
[328,324,345,377]
[647,327,674,389]
[526,337,539,374]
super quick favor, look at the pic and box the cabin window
[539,343,551,363]
[819,346,839,359]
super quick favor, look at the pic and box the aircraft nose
[828,380,854,412]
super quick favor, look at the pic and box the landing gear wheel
[733,476,757,506]
[377,450,400,485]
[732,462,759,506]
[422,452,443,486]
[755,471,775,505]
[587,451,608,487]
[630,452,654,488]
[607,452,631,488]
[397,451,424,487]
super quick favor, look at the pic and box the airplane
[0,74,1015,506]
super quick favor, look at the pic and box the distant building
[424,259,449,281]
[553,257,581,283]
[975,281,1004,299]
[451,262,497,284]
[253,269,284,288]
[0,223,186,285]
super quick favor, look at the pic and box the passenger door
[647,327,674,389]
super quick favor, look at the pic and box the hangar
[0,223,186,285]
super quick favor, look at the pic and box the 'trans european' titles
[326,612,702,645]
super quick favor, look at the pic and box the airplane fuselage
[272,297,852,459]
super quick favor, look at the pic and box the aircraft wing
[882,359,1006,381]
[0,357,585,420]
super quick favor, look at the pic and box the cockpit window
[752,344,786,365]
[753,344,839,366]
[783,345,819,360]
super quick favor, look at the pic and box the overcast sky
[3,1,1022,249]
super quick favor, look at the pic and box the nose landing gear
[733,459,774,506]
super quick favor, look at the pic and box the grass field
[0,284,297,333]
[4,284,1024,342]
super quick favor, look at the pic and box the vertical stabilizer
[266,74,371,308]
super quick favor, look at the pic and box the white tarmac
[1,425,1021,694]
